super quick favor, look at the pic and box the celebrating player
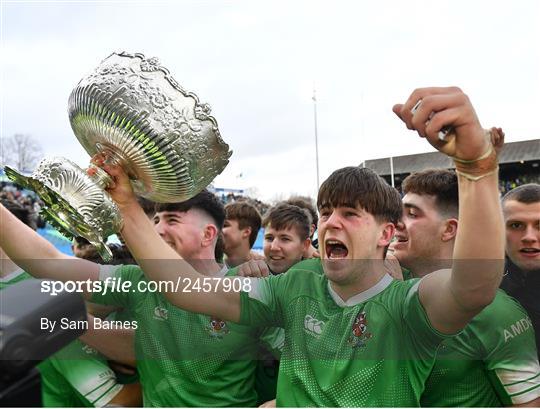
[96,86,506,406]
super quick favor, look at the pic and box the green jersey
[39,341,123,407]
[0,268,33,289]
[255,326,284,405]
[92,264,280,407]
[420,289,540,406]
[0,269,122,407]
[239,258,448,407]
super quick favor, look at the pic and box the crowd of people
[218,191,270,216]
[0,182,44,229]
[0,86,539,407]
[499,174,540,195]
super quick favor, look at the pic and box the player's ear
[241,226,252,240]
[441,218,458,242]
[378,222,395,248]
[302,238,311,252]
[202,224,219,247]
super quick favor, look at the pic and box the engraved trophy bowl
[4,51,232,261]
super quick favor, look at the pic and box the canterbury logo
[304,315,325,336]
[81,345,97,355]
[153,306,168,321]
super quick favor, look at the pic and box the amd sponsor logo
[504,317,533,342]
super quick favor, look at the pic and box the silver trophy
[4,51,232,261]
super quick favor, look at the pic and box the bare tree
[0,134,43,171]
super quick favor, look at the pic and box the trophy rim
[112,51,223,131]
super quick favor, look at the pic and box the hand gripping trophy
[4,51,232,261]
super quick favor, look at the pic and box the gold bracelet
[456,167,499,181]
[451,128,501,181]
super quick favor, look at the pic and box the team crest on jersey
[348,311,372,348]
[206,317,230,338]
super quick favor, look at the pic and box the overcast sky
[1,0,539,201]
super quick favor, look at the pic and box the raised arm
[393,87,505,334]
[0,203,99,294]
[100,163,242,321]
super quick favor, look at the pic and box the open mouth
[269,256,284,261]
[325,239,349,259]
[520,248,540,256]
[394,235,408,243]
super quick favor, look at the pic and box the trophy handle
[85,164,113,190]
[4,160,120,263]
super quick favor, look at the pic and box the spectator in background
[499,175,540,195]
[285,195,320,258]
[501,183,540,359]
[71,236,93,259]
[261,203,311,275]
[219,191,269,216]
[391,169,540,406]
[222,201,262,268]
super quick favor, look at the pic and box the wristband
[452,128,501,181]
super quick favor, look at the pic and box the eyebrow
[157,212,183,219]
[403,203,422,212]
[506,216,540,222]
[505,218,534,224]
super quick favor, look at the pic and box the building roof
[363,138,540,176]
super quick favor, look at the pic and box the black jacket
[501,259,540,360]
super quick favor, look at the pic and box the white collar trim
[217,264,229,277]
[328,273,393,307]
[0,267,25,283]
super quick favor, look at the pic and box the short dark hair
[155,189,225,230]
[285,196,318,236]
[317,167,402,224]
[214,232,225,263]
[402,169,459,218]
[225,201,262,247]
[262,203,311,241]
[1,198,37,230]
[137,196,156,218]
[77,243,135,265]
[502,183,540,206]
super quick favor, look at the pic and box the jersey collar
[216,264,229,277]
[327,273,393,307]
[0,267,25,283]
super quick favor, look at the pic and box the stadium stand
[362,138,540,194]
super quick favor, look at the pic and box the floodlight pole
[312,86,320,190]
[390,156,395,187]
